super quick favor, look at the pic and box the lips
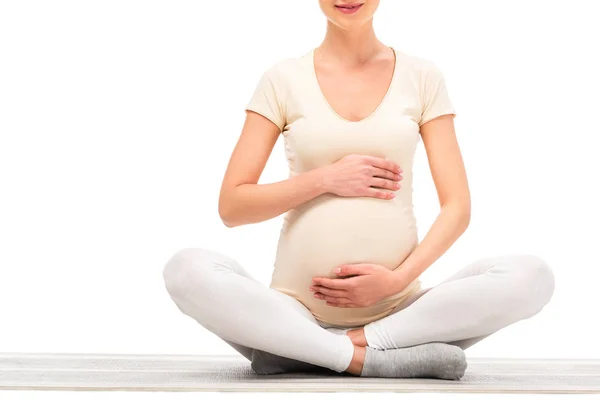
[335,3,364,10]
[334,2,364,14]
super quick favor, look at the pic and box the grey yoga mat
[0,353,599,394]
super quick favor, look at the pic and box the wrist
[312,166,331,195]
[388,267,410,294]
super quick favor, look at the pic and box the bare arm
[218,111,402,228]
[218,111,328,228]
[391,114,471,288]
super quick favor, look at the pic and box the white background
[1,1,598,397]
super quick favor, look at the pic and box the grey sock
[251,348,327,375]
[360,342,468,380]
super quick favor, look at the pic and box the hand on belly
[271,194,420,325]
[309,262,408,308]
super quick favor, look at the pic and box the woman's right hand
[320,154,403,200]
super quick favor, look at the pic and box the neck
[317,19,385,67]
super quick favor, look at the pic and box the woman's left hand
[310,263,403,308]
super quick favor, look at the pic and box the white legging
[162,248,555,373]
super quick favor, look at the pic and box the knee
[162,247,213,299]
[507,254,556,312]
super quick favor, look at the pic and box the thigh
[387,254,505,317]
[392,287,502,350]
[386,286,434,316]
[437,254,505,285]
[364,254,544,350]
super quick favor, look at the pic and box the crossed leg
[362,253,556,350]
[162,247,356,374]
[252,253,555,373]
[163,249,554,375]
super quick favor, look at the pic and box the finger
[364,187,395,200]
[371,166,402,182]
[312,285,347,297]
[312,277,351,289]
[326,301,359,308]
[363,155,401,174]
[315,293,353,304]
[370,177,401,191]
[334,264,370,277]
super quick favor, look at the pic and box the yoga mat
[1,353,599,394]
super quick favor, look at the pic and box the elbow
[218,202,238,228]
[220,214,235,228]
[219,211,236,229]
[461,207,471,229]
[458,201,471,230]
[218,192,239,228]
[219,184,256,228]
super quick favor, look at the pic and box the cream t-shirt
[245,47,456,328]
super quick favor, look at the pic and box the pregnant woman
[163,0,555,380]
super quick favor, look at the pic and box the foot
[359,342,468,380]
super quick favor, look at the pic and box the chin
[319,0,379,28]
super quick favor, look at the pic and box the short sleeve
[245,66,286,131]
[419,62,457,127]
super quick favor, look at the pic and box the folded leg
[363,253,555,350]
[162,248,355,373]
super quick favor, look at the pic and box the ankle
[346,327,368,347]
[344,344,366,376]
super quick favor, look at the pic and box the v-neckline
[310,46,398,124]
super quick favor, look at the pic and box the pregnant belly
[270,193,422,327]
